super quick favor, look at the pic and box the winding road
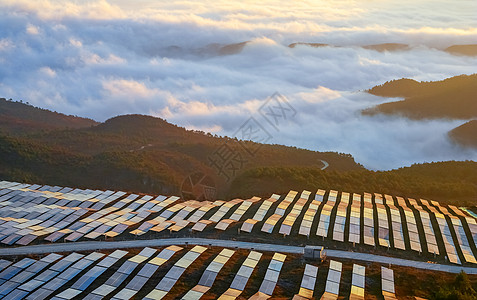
[319,159,329,170]
[1,238,476,274]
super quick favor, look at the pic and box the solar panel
[155,277,177,292]
[198,270,218,287]
[381,266,396,299]
[145,246,207,299]
[28,269,57,284]
[349,264,366,299]
[325,280,340,295]
[127,275,150,291]
[322,260,342,299]
[248,252,286,298]
[110,289,136,300]
[42,277,67,290]
[0,259,35,281]
[4,288,28,300]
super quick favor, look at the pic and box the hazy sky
[0,0,476,169]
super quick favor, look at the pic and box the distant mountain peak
[449,120,477,149]
[363,74,477,120]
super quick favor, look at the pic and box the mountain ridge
[363,74,477,120]
[0,98,98,134]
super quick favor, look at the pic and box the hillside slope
[0,104,363,197]
[449,120,477,148]
[363,74,477,120]
[1,98,475,204]
[445,44,477,56]
[362,43,410,52]
[0,98,98,134]
[229,161,477,205]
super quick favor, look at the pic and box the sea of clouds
[0,0,476,170]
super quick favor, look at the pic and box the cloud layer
[0,0,476,170]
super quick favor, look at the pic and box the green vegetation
[364,74,477,120]
[0,98,97,134]
[449,120,477,149]
[0,99,361,198]
[229,161,477,205]
[0,97,476,205]
[433,271,477,300]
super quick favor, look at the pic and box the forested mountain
[0,97,475,204]
[363,74,477,150]
[449,120,477,148]
[445,44,477,56]
[0,99,361,198]
[362,43,410,52]
[0,98,97,134]
[229,161,477,205]
[364,74,477,120]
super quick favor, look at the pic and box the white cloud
[39,67,56,77]
[26,24,40,35]
[0,39,13,51]
[0,0,476,170]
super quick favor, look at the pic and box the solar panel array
[51,250,127,300]
[27,252,105,300]
[85,247,156,299]
[332,192,349,242]
[299,190,325,237]
[230,197,261,221]
[145,245,207,300]
[363,193,375,246]
[317,191,338,238]
[110,245,182,300]
[397,197,421,252]
[279,191,311,236]
[450,217,477,264]
[191,200,233,232]
[5,253,83,300]
[250,253,287,299]
[0,253,62,299]
[431,202,477,265]
[4,180,477,267]
[349,193,361,244]
[381,266,396,300]
[0,181,185,246]
[241,194,280,233]
[293,264,318,299]
[187,201,220,223]
[0,241,415,299]
[422,200,460,264]
[216,197,261,231]
[384,195,405,250]
[130,197,185,235]
[65,194,164,241]
[219,251,263,299]
[262,191,297,234]
[465,216,477,253]
[409,199,440,255]
[321,260,342,300]
[376,194,391,248]
[209,199,244,223]
[350,264,365,300]
[181,248,235,299]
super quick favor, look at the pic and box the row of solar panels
[0,247,397,300]
[239,189,477,265]
[0,180,178,246]
[2,180,477,265]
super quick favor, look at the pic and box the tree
[433,271,477,300]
